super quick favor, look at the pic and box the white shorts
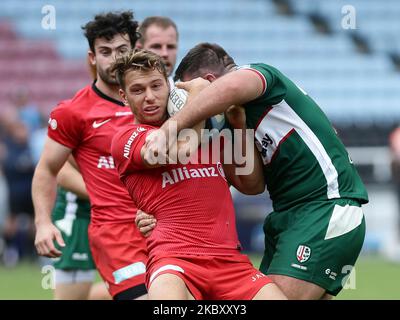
[55,269,96,284]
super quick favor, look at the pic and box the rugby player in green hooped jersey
[139,43,369,300]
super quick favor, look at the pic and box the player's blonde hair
[112,49,168,89]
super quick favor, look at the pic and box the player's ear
[88,50,96,66]
[204,73,217,82]
[119,89,128,106]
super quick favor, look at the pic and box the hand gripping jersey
[111,124,242,261]
[238,64,369,211]
[48,84,139,224]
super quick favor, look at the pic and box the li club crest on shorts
[296,245,311,263]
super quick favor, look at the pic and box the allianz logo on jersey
[162,162,226,188]
[124,127,147,158]
[97,155,115,169]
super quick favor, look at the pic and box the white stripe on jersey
[255,100,340,199]
[237,65,267,95]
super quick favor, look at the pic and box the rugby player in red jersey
[32,11,148,300]
[110,50,287,300]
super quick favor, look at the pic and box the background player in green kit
[143,43,369,299]
[51,158,110,299]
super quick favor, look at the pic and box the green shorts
[52,188,95,270]
[260,198,366,296]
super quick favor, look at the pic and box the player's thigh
[54,282,92,300]
[252,282,287,300]
[88,282,112,300]
[54,269,96,300]
[268,274,326,300]
[148,273,194,300]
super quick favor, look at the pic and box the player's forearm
[234,150,265,194]
[57,162,89,200]
[32,163,58,226]
[176,120,205,158]
[226,129,265,195]
[165,71,262,134]
[164,79,240,133]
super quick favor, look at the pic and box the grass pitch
[0,255,398,300]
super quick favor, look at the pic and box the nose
[145,87,155,101]
[160,45,169,58]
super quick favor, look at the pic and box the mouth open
[164,61,171,69]
[143,105,160,115]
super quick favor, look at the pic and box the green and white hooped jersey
[239,63,369,211]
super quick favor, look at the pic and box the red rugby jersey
[48,83,138,225]
[111,123,242,259]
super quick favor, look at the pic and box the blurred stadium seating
[1,0,400,128]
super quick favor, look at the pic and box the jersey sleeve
[239,63,287,106]
[111,126,152,177]
[47,101,82,149]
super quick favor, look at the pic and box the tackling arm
[141,77,210,168]
[222,105,265,195]
[164,69,265,133]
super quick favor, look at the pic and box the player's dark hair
[174,43,236,81]
[112,49,168,89]
[137,16,178,45]
[82,11,140,53]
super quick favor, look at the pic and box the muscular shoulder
[113,124,154,144]
[112,124,154,154]
[111,124,156,174]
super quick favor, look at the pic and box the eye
[130,88,143,95]
[118,47,128,55]
[152,83,162,90]
[100,50,111,56]
[149,44,162,50]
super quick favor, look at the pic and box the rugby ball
[167,81,227,131]
[167,86,188,117]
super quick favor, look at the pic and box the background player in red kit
[32,11,148,300]
[110,50,287,300]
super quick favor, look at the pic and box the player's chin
[104,76,119,86]
[104,71,118,84]
[143,112,168,126]
[164,63,172,75]
[142,108,167,125]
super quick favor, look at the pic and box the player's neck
[95,78,121,102]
